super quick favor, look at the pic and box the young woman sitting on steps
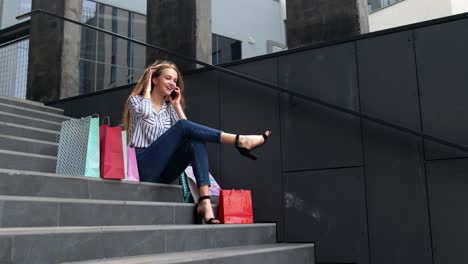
[123,60,270,224]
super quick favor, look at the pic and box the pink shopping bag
[126,146,140,182]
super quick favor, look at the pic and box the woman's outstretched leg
[173,119,270,153]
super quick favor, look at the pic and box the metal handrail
[17,9,468,153]
[0,20,30,46]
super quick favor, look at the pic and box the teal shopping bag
[56,115,100,177]
[84,116,100,177]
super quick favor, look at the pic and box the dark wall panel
[415,18,468,160]
[183,70,221,180]
[357,31,421,132]
[362,120,432,264]
[219,59,283,234]
[278,42,359,110]
[284,167,368,264]
[62,88,130,126]
[280,95,362,171]
[278,42,362,171]
[426,158,468,264]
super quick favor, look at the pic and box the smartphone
[170,90,177,100]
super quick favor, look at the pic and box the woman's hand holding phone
[170,87,181,106]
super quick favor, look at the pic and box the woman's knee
[174,119,190,128]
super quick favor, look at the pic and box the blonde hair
[123,60,185,143]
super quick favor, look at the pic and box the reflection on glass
[0,39,29,99]
[212,34,242,65]
[368,0,405,12]
[80,0,146,94]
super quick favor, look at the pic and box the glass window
[369,0,405,13]
[212,34,242,65]
[79,1,146,94]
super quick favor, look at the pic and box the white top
[128,95,180,148]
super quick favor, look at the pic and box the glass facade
[79,0,146,94]
[0,38,29,99]
[212,34,242,65]
[368,0,405,13]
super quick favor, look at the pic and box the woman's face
[152,68,178,97]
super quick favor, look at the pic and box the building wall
[212,0,286,59]
[1,0,31,29]
[451,0,468,14]
[369,0,452,31]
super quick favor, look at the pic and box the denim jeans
[135,119,221,187]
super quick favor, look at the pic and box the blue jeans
[135,119,221,187]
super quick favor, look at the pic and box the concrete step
[0,149,56,173]
[65,243,315,264]
[0,169,183,202]
[0,102,70,123]
[0,121,60,142]
[0,134,59,155]
[0,195,197,227]
[0,111,61,131]
[0,224,276,264]
[0,95,64,115]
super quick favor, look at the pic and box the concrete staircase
[0,96,315,264]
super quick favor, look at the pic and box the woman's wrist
[172,101,182,109]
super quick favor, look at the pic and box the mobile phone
[170,90,177,100]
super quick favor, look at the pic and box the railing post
[27,0,82,102]
[286,0,370,48]
[146,0,212,71]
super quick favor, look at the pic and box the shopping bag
[121,131,128,178]
[218,189,254,224]
[99,117,125,179]
[120,130,140,182]
[184,165,221,202]
[56,115,100,177]
[126,146,140,182]
[180,172,193,203]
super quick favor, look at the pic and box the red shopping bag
[218,190,254,224]
[99,120,125,179]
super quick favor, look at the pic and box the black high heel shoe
[235,132,269,160]
[196,196,219,224]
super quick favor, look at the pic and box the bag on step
[99,117,125,179]
[121,130,140,182]
[56,115,100,177]
[218,189,254,224]
[184,165,221,202]
[180,172,194,203]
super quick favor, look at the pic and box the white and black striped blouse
[128,95,180,148]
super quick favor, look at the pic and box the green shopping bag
[56,115,100,177]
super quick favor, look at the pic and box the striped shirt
[128,95,180,148]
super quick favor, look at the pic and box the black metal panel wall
[415,18,468,160]
[183,70,221,179]
[46,13,468,264]
[284,167,368,264]
[356,31,421,132]
[426,159,468,264]
[278,43,359,110]
[361,121,432,264]
[218,59,283,238]
[356,31,432,264]
[278,43,362,171]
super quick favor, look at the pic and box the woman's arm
[143,69,152,99]
[128,70,154,121]
[172,103,187,120]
